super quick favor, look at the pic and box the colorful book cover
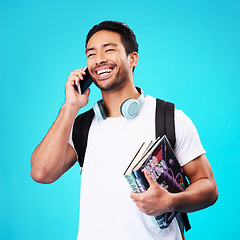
[125,135,189,229]
[139,136,189,193]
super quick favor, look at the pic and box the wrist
[61,103,80,117]
[167,192,177,212]
[170,191,185,212]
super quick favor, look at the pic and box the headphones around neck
[93,87,145,120]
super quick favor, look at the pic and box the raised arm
[30,68,90,184]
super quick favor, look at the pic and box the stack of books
[124,135,189,229]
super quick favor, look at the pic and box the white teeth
[97,69,112,75]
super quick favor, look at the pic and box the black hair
[85,21,138,56]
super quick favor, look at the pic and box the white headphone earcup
[93,100,107,120]
[120,99,140,118]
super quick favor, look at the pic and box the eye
[105,48,115,53]
[87,53,95,58]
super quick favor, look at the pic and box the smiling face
[86,30,137,92]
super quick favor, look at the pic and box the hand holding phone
[77,66,93,94]
[65,67,92,110]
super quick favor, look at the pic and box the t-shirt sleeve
[174,109,206,167]
[68,125,77,157]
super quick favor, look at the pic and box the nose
[95,51,107,66]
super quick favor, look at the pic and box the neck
[101,82,140,118]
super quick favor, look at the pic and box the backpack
[72,98,191,233]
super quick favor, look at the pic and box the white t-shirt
[69,95,205,240]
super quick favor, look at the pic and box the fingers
[64,67,91,109]
[130,191,154,215]
[130,191,139,201]
[67,68,86,87]
[83,88,91,97]
[144,169,156,186]
[130,170,156,201]
[130,170,174,216]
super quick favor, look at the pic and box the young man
[31,21,218,240]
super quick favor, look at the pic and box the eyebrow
[86,43,118,54]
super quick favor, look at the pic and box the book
[124,142,152,193]
[124,135,189,229]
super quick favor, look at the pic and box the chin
[93,77,116,91]
[93,71,129,92]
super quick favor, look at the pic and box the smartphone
[77,66,93,94]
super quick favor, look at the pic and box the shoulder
[73,108,95,132]
[75,108,94,122]
[174,109,199,140]
[174,109,206,167]
[144,95,156,104]
[174,109,192,126]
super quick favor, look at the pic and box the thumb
[144,169,157,187]
[83,88,90,97]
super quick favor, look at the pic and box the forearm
[131,155,218,216]
[172,155,218,213]
[172,177,218,213]
[31,103,79,183]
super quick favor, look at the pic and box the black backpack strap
[165,101,176,149]
[155,98,191,233]
[72,108,94,167]
[155,98,176,149]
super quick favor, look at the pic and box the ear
[128,52,139,68]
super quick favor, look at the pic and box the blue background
[1,0,239,239]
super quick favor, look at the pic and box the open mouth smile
[97,68,112,76]
[93,65,115,80]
